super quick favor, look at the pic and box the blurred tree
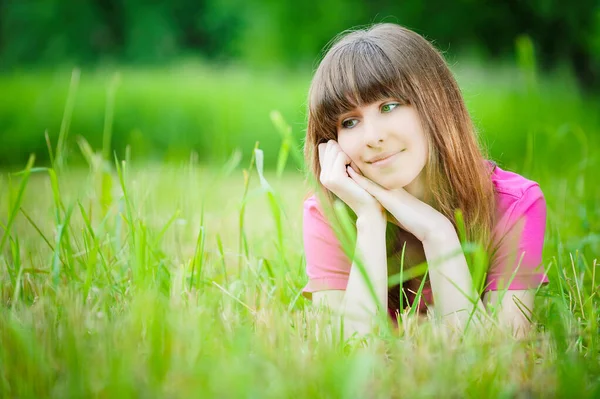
[94,0,126,56]
[0,0,106,65]
[0,0,597,89]
[515,0,599,90]
[121,1,179,62]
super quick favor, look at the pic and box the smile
[368,149,404,167]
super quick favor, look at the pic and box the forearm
[339,212,388,337]
[423,224,487,329]
[483,290,536,338]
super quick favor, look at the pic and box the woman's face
[336,99,429,196]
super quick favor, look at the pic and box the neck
[404,169,431,204]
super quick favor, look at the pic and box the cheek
[414,136,429,160]
[420,135,430,161]
[406,125,428,159]
[337,136,361,160]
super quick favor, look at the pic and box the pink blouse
[302,163,549,312]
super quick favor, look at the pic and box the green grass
[1,60,599,397]
[1,145,599,397]
[0,63,310,168]
[0,59,598,170]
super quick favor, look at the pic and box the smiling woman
[336,100,429,194]
[302,23,549,339]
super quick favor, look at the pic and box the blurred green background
[0,0,599,169]
[3,4,600,396]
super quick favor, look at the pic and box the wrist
[422,220,459,246]
[356,209,386,229]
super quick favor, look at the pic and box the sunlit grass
[1,142,599,397]
[1,59,599,396]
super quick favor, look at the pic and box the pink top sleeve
[302,196,351,297]
[486,184,549,290]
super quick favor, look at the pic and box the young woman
[302,23,549,338]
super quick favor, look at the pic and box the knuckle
[320,176,337,189]
[319,173,329,185]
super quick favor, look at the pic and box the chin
[376,172,417,190]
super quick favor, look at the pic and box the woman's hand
[318,140,384,218]
[347,167,452,242]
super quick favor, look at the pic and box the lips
[367,149,404,164]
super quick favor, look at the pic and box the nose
[363,115,385,147]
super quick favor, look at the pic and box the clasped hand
[318,140,451,243]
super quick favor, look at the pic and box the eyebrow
[337,110,357,120]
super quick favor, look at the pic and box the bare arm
[313,211,388,339]
[345,165,543,337]
[424,224,536,336]
[314,222,536,338]
[422,223,487,329]
[483,289,535,338]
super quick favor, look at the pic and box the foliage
[0,0,598,89]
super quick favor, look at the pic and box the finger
[323,140,334,170]
[347,166,369,189]
[333,151,350,175]
[349,160,360,173]
[325,140,342,172]
[348,167,387,198]
[325,139,338,160]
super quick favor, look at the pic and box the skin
[315,99,535,339]
[337,100,428,199]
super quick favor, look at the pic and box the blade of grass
[0,154,35,254]
[51,202,76,287]
[103,73,120,161]
[55,68,81,170]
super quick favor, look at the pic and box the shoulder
[490,162,542,200]
[489,162,546,232]
[303,194,336,236]
[486,163,549,289]
[303,194,326,222]
[304,194,320,211]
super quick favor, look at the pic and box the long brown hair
[304,23,496,251]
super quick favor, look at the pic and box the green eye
[381,103,399,113]
[341,119,358,129]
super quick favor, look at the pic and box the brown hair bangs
[308,37,412,141]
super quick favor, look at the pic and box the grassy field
[1,61,599,397]
[0,59,598,170]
